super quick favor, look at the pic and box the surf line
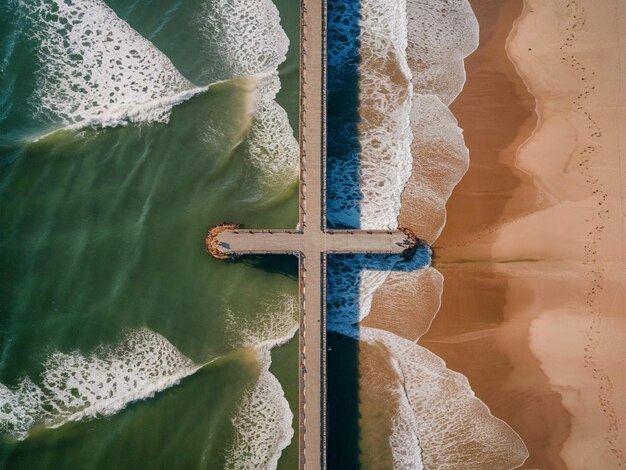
[29,71,276,143]
[0,330,295,443]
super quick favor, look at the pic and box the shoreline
[360,0,532,467]
[422,1,572,467]
[344,0,625,467]
[351,1,534,467]
[419,0,625,468]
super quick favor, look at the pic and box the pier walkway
[216,230,410,256]
[208,1,417,468]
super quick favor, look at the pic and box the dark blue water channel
[326,0,362,230]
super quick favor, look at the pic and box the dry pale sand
[420,0,626,468]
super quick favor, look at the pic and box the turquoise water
[0,0,300,468]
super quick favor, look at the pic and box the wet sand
[421,0,626,468]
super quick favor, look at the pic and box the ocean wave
[327,0,477,232]
[226,347,294,470]
[331,325,529,469]
[389,379,424,470]
[200,0,299,186]
[22,0,299,192]
[1,295,299,463]
[358,0,478,238]
[22,0,194,128]
[0,329,201,441]
[407,0,479,105]
[358,0,413,229]
[33,85,211,140]
[325,2,511,467]
[225,296,298,470]
[226,295,299,351]
[363,266,444,341]
[399,94,470,243]
[367,327,529,469]
[245,73,299,185]
[328,0,476,230]
[396,0,479,243]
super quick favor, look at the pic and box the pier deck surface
[217,230,409,256]
[210,1,415,468]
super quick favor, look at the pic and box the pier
[207,1,418,468]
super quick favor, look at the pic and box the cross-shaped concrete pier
[207,2,417,468]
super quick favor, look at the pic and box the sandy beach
[365,0,626,467]
[419,0,626,468]
[422,0,571,467]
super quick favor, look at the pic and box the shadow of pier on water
[326,0,363,230]
[325,247,430,468]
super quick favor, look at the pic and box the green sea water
[0,0,301,468]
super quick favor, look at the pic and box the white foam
[23,0,195,128]
[226,348,294,470]
[389,378,425,470]
[0,329,201,441]
[226,296,298,470]
[246,74,299,185]
[200,0,289,78]
[226,295,299,351]
[332,0,477,231]
[406,0,479,105]
[200,0,299,186]
[357,0,413,229]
